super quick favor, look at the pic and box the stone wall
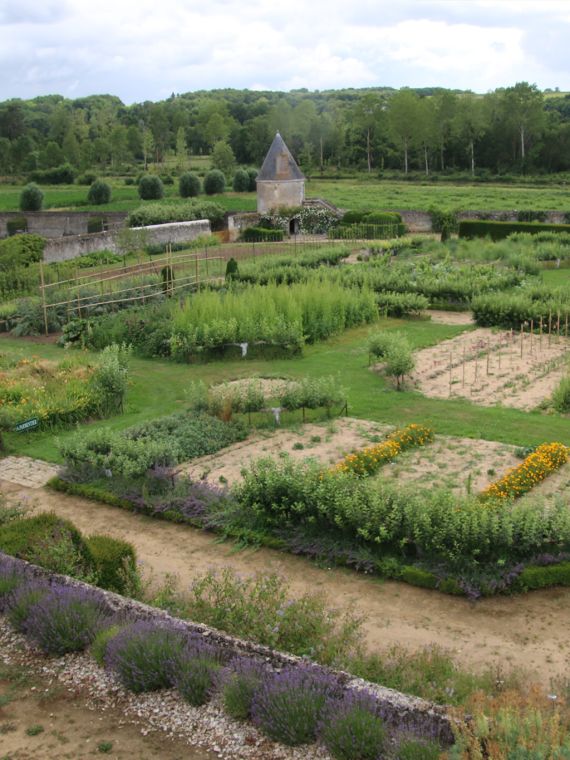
[257,180,305,214]
[0,551,454,745]
[227,212,262,242]
[43,220,211,263]
[0,211,128,240]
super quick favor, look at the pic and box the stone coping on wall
[0,551,454,745]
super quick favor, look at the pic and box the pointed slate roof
[257,132,305,182]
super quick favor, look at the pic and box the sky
[0,0,569,104]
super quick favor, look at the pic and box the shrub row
[480,442,568,501]
[240,226,284,242]
[127,200,225,228]
[472,292,570,329]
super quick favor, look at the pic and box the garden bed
[409,327,570,410]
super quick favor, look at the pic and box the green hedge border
[48,477,570,599]
[458,220,570,240]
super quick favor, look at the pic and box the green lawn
[0,183,256,213]
[3,317,570,463]
[1,177,569,215]
[541,266,570,286]
[307,179,570,212]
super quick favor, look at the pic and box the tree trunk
[367,128,371,173]
[404,139,408,174]
[440,142,445,171]
[424,145,429,176]
[319,136,324,174]
[520,125,526,161]
[470,139,475,177]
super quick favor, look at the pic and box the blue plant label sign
[14,418,39,432]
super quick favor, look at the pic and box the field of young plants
[5,218,570,758]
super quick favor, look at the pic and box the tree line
[0,83,569,178]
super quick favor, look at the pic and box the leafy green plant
[138,175,164,200]
[87,180,111,205]
[19,184,44,212]
[203,169,226,195]
[179,172,201,198]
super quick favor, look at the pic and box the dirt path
[0,662,214,760]
[3,480,570,686]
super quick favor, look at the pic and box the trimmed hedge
[241,227,284,242]
[0,513,94,574]
[86,535,137,594]
[515,562,570,592]
[29,164,76,185]
[459,220,570,240]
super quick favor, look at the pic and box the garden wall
[397,209,567,233]
[0,211,128,239]
[43,220,212,263]
[1,550,454,745]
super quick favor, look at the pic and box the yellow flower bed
[481,442,569,501]
[332,423,434,477]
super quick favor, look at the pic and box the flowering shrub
[320,690,386,760]
[22,586,111,655]
[6,581,48,632]
[481,442,569,501]
[171,642,222,706]
[221,656,268,720]
[252,664,340,745]
[104,621,187,693]
[332,424,434,477]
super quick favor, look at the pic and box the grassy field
[3,316,570,463]
[306,179,570,212]
[1,176,569,215]
[0,183,256,213]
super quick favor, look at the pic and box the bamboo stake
[462,344,466,387]
[539,316,543,350]
[39,261,49,336]
[486,339,490,375]
[549,311,552,346]
[449,352,453,397]
[530,319,533,354]
[520,323,524,358]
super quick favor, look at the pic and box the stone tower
[256,132,305,214]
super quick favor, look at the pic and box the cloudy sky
[0,0,568,103]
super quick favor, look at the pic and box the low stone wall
[0,211,128,240]
[227,212,262,242]
[1,551,454,745]
[43,220,211,263]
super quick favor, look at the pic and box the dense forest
[0,83,569,178]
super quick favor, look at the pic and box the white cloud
[0,0,568,102]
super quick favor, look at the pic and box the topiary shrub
[19,183,44,212]
[241,226,283,242]
[247,168,258,191]
[203,169,226,195]
[342,210,370,225]
[232,168,250,192]
[138,175,164,201]
[179,172,201,198]
[87,180,112,205]
[0,513,95,580]
[225,257,239,281]
[86,534,137,594]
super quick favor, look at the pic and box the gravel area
[0,618,331,760]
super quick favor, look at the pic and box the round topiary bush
[138,175,164,200]
[19,183,44,212]
[87,180,112,205]
[179,172,201,198]
[203,169,226,195]
[232,168,250,192]
[247,168,258,191]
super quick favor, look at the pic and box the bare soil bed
[380,435,521,495]
[3,479,570,685]
[177,417,391,485]
[410,327,570,410]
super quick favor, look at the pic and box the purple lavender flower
[22,586,112,655]
[252,663,341,745]
[219,655,269,720]
[320,689,386,760]
[104,620,187,693]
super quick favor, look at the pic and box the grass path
[3,479,569,685]
[3,317,570,462]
